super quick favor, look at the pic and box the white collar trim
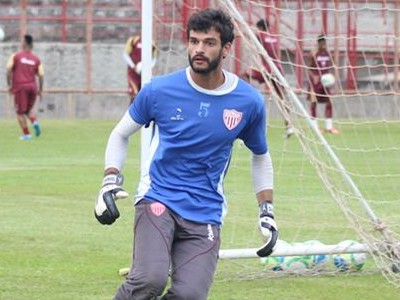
[186,67,238,95]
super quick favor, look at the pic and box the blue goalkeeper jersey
[129,68,268,226]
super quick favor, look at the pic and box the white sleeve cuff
[251,151,274,193]
[105,111,142,171]
[123,51,135,69]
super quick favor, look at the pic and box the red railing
[0,0,398,92]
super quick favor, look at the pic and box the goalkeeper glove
[94,173,129,225]
[257,201,279,257]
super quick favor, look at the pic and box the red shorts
[13,84,37,114]
[127,69,141,98]
[307,82,331,103]
[312,94,330,103]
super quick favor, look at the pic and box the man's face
[21,40,27,50]
[256,25,267,32]
[187,29,228,74]
[318,40,326,51]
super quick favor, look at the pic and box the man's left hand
[257,201,279,257]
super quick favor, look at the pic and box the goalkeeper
[95,8,278,300]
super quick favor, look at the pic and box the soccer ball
[260,239,291,271]
[303,240,330,270]
[260,256,285,271]
[283,255,313,273]
[281,242,313,273]
[321,73,335,88]
[0,26,5,42]
[275,239,292,252]
[333,240,367,271]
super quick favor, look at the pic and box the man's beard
[188,51,222,74]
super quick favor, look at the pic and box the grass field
[0,119,399,300]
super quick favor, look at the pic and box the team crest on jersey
[223,109,243,130]
[150,202,166,216]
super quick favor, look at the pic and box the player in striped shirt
[6,34,43,140]
[95,9,278,300]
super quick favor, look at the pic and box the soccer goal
[141,0,400,286]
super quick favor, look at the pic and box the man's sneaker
[285,126,294,138]
[33,123,41,137]
[326,128,340,134]
[19,134,32,141]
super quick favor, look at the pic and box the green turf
[0,119,398,300]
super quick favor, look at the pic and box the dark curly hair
[256,19,269,31]
[186,8,235,46]
[317,34,326,42]
[24,34,33,46]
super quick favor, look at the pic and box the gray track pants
[114,199,221,300]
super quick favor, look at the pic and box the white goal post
[140,0,154,176]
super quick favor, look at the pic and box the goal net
[151,0,400,285]
[217,0,400,284]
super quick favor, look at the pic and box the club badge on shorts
[223,109,243,130]
[150,202,166,216]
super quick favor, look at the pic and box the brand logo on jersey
[316,55,330,67]
[171,108,184,121]
[263,36,278,43]
[20,57,36,66]
[150,202,166,216]
[223,109,242,130]
[207,224,214,241]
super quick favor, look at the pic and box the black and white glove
[94,173,129,225]
[257,201,279,257]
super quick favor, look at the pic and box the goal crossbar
[219,243,368,260]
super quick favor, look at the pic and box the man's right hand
[94,173,129,225]
[134,62,142,74]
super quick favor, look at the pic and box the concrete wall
[2,87,400,121]
[1,1,399,122]
[1,42,399,120]
[0,41,186,120]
